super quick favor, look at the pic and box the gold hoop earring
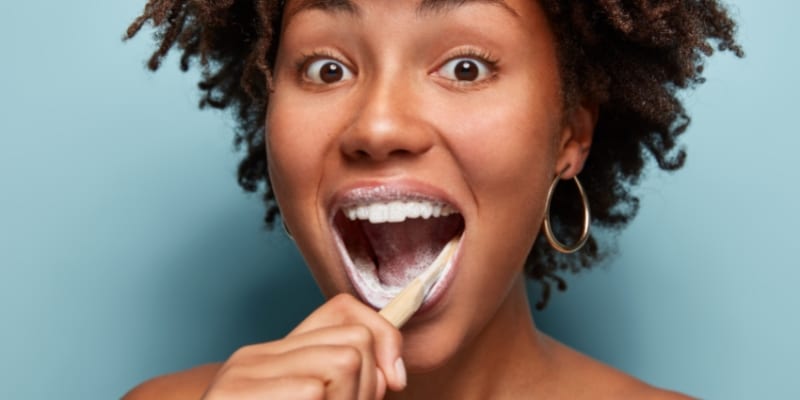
[542,172,591,254]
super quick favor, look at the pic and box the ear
[555,102,598,179]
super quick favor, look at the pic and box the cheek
[447,93,561,211]
[266,96,332,210]
[267,98,348,294]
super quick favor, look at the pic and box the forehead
[284,0,520,19]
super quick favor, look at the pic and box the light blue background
[1,1,797,399]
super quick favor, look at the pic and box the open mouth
[332,200,465,308]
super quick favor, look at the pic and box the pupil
[321,62,343,83]
[455,61,478,81]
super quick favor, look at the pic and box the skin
[124,0,693,398]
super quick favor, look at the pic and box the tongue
[361,216,461,286]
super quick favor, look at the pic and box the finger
[291,293,407,390]
[375,368,387,400]
[232,325,379,398]
[258,377,325,399]
[231,345,364,400]
[203,376,324,400]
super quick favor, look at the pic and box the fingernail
[394,358,407,388]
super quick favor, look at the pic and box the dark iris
[320,62,344,83]
[454,61,479,81]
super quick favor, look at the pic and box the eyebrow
[286,0,360,19]
[416,0,519,17]
[286,0,519,19]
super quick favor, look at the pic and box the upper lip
[328,180,463,218]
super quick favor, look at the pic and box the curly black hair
[124,0,742,309]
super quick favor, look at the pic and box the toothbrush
[378,236,459,328]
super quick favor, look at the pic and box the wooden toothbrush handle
[378,278,426,328]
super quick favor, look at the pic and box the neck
[386,277,554,400]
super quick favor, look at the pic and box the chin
[400,322,468,373]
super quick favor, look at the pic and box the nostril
[355,149,370,159]
[388,149,413,158]
[350,148,414,161]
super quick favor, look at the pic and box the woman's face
[267,0,593,369]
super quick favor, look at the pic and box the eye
[437,58,492,82]
[304,58,354,84]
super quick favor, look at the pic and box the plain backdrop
[1,0,798,399]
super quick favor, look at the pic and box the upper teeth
[344,201,458,223]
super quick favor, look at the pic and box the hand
[201,294,407,399]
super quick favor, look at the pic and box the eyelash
[445,48,499,70]
[295,50,339,72]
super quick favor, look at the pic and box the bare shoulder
[584,356,693,399]
[542,334,694,399]
[619,379,695,400]
[122,363,222,400]
[622,382,694,399]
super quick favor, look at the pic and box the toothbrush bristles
[378,236,460,327]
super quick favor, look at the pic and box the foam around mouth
[333,206,464,307]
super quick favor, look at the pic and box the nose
[339,76,434,162]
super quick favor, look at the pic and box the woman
[123,0,741,398]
